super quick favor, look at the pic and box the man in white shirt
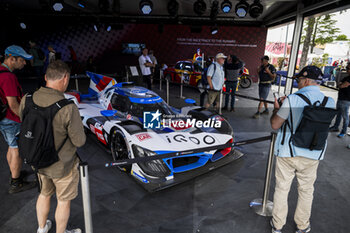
[138,48,155,90]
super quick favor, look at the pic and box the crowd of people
[0,42,349,233]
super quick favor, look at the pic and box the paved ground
[0,77,349,233]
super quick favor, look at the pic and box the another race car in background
[65,72,242,191]
[163,60,203,87]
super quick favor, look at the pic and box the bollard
[159,70,163,91]
[126,67,129,82]
[166,77,169,104]
[219,90,223,115]
[75,74,79,92]
[79,162,94,233]
[250,132,277,217]
[179,75,185,99]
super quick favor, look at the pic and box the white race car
[65,72,242,191]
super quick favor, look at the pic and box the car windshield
[128,101,175,118]
[182,63,192,72]
[193,62,203,72]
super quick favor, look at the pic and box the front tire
[239,76,252,88]
[110,129,131,172]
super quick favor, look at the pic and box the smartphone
[273,92,283,107]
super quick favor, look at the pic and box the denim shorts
[259,83,271,100]
[0,118,21,148]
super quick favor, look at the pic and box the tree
[299,14,340,70]
[336,34,348,41]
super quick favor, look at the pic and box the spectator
[29,40,46,87]
[86,56,96,72]
[148,50,158,67]
[19,60,86,233]
[205,53,226,110]
[0,45,36,193]
[329,62,350,137]
[253,56,277,118]
[48,45,56,64]
[68,45,77,74]
[138,48,155,90]
[223,55,244,112]
[199,60,212,107]
[270,66,335,233]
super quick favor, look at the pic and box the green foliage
[311,53,329,68]
[336,34,348,41]
[314,14,341,45]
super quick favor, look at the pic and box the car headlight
[132,145,156,157]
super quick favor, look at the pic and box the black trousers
[143,75,152,90]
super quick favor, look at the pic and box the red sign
[136,133,152,141]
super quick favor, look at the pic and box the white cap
[216,53,227,59]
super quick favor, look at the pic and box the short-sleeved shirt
[138,55,152,76]
[0,65,23,123]
[338,76,350,101]
[225,61,244,82]
[207,62,225,91]
[259,64,276,83]
[274,85,336,160]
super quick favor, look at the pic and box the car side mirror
[101,110,117,117]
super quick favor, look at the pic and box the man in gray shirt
[205,53,226,110]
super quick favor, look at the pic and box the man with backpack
[205,53,226,110]
[29,40,46,87]
[19,60,86,233]
[269,66,336,233]
[0,45,36,194]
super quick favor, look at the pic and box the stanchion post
[180,75,184,99]
[159,70,163,91]
[250,132,277,217]
[79,162,93,233]
[219,90,223,115]
[166,77,169,104]
[126,66,129,82]
[75,74,79,92]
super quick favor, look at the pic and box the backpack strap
[321,96,329,107]
[295,93,312,106]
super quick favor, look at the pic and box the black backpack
[0,70,10,121]
[283,93,338,153]
[201,63,216,87]
[18,94,73,170]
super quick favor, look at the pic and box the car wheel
[110,128,131,172]
[239,76,252,88]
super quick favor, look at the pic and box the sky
[266,10,350,43]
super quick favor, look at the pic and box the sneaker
[230,108,235,112]
[253,112,261,119]
[37,220,52,233]
[270,219,282,233]
[65,228,82,233]
[262,109,269,115]
[329,126,339,132]
[337,133,346,138]
[8,180,36,194]
[222,106,228,111]
[295,224,311,233]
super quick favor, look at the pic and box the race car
[65,72,241,191]
[163,60,203,87]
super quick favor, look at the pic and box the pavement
[0,78,349,233]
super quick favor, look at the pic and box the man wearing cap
[254,56,277,118]
[205,53,226,110]
[269,66,335,233]
[0,45,36,193]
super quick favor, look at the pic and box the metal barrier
[250,132,277,217]
[159,70,163,91]
[166,77,169,104]
[219,90,223,115]
[79,162,94,233]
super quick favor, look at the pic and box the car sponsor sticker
[136,133,152,141]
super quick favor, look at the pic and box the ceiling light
[167,0,179,17]
[94,25,98,32]
[235,0,249,18]
[210,0,219,20]
[140,0,153,15]
[221,0,232,13]
[106,25,112,32]
[20,22,27,30]
[249,0,263,18]
[53,0,64,11]
[193,0,206,16]
[211,27,218,35]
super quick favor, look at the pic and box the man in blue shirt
[269,66,335,233]
[205,53,226,110]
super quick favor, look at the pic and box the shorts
[208,90,220,106]
[38,163,79,201]
[0,118,21,148]
[259,83,271,100]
